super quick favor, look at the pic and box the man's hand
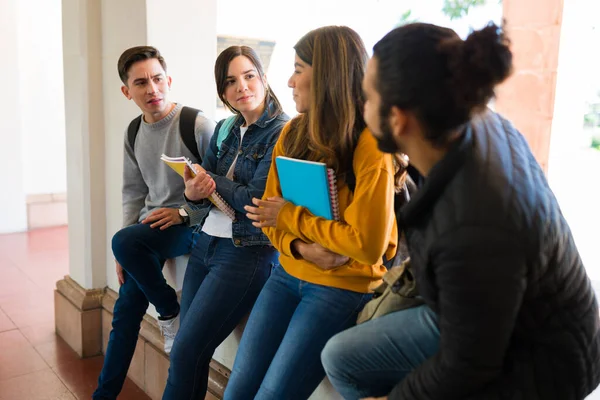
[245,197,287,228]
[294,241,349,270]
[141,208,183,230]
[115,260,125,285]
[184,163,215,201]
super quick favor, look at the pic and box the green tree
[397,0,501,28]
[442,0,502,20]
[396,9,418,27]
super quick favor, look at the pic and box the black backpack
[127,106,202,161]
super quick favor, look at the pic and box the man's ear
[388,105,408,138]
[121,85,131,100]
[167,75,172,89]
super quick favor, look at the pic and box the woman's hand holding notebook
[160,154,236,221]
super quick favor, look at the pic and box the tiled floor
[0,227,149,400]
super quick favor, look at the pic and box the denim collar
[231,101,281,130]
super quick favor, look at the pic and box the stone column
[55,0,107,358]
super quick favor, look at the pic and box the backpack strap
[126,106,201,161]
[179,106,201,161]
[216,115,238,157]
[127,115,143,151]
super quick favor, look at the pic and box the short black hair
[373,22,512,146]
[117,46,167,85]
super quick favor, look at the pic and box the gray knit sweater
[121,103,215,227]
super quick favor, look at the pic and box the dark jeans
[223,265,371,400]
[93,223,197,400]
[162,232,277,400]
[321,305,440,399]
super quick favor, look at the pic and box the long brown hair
[282,26,367,182]
[214,45,283,118]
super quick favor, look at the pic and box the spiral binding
[160,154,236,221]
[209,192,236,221]
[327,168,341,221]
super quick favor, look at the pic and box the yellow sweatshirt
[263,123,398,293]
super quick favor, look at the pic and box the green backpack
[216,115,238,157]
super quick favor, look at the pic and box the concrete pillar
[495,0,564,171]
[55,0,107,358]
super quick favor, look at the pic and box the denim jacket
[184,103,289,246]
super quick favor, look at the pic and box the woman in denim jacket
[162,46,289,400]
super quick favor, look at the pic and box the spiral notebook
[160,154,236,221]
[275,156,340,221]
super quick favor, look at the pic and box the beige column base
[54,275,104,358]
[102,288,229,400]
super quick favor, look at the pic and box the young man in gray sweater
[93,46,215,400]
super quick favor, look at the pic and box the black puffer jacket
[390,111,600,400]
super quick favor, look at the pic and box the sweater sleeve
[262,125,302,259]
[273,130,397,265]
[121,130,148,227]
[389,227,527,400]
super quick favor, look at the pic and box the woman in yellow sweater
[223,26,401,400]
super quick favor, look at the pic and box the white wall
[146,0,218,120]
[18,0,67,196]
[0,0,27,233]
[548,0,600,281]
[0,0,66,234]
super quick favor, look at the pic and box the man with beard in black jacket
[321,22,600,400]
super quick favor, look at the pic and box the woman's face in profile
[288,54,312,113]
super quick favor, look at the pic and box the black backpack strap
[179,106,201,161]
[127,115,143,150]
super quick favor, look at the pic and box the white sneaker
[157,314,180,354]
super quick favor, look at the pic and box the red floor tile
[0,282,53,309]
[0,329,31,350]
[0,369,75,400]
[52,356,105,399]
[20,322,57,347]
[35,336,81,369]
[0,264,36,299]
[0,307,16,333]
[118,378,153,400]
[0,301,54,329]
[0,330,49,380]
[52,355,152,400]
[10,250,69,274]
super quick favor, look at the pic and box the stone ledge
[54,276,103,358]
[56,275,104,311]
[102,287,230,399]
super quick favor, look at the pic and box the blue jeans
[223,265,371,400]
[93,222,197,400]
[162,232,278,400]
[321,304,440,399]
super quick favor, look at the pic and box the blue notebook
[275,156,340,220]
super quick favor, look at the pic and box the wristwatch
[178,207,190,226]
